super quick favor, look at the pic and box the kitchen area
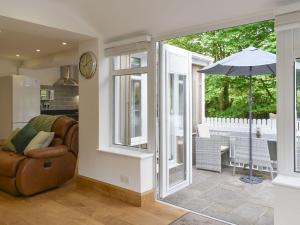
[0,19,90,138]
[40,65,79,121]
[0,64,79,139]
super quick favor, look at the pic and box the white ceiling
[0,0,298,62]
[54,0,297,41]
[0,15,92,61]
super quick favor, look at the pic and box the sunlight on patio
[163,167,274,225]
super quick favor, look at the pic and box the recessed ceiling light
[35,49,41,52]
[16,54,20,57]
[62,42,67,45]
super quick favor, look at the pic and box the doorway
[156,20,276,225]
[158,43,211,198]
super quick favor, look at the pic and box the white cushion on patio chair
[221,145,230,153]
[197,124,210,138]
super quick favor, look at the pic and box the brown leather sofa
[0,116,78,196]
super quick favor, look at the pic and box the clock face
[79,51,97,79]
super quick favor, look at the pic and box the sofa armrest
[26,145,68,159]
[0,139,7,147]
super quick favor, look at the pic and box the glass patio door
[159,44,192,198]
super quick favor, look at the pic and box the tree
[166,20,276,118]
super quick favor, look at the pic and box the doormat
[169,213,228,225]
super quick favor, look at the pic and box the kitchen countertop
[41,109,78,121]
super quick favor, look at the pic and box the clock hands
[84,59,92,67]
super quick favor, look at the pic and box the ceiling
[0,15,92,61]
[54,0,298,41]
[0,0,298,62]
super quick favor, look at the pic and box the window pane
[295,59,300,172]
[120,55,129,69]
[131,79,142,137]
[130,52,148,68]
[113,52,147,71]
[168,73,186,187]
[113,74,147,148]
[113,56,120,70]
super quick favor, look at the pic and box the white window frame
[130,74,148,145]
[111,51,149,148]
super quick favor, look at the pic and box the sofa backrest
[51,116,78,156]
[64,124,79,156]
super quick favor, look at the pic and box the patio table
[210,130,277,168]
[210,130,276,141]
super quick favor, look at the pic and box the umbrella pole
[249,74,253,177]
[240,70,263,184]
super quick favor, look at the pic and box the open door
[159,44,192,198]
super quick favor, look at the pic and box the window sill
[272,174,300,190]
[97,146,153,160]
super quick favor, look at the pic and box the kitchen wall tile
[41,85,79,110]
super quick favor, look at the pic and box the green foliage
[166,20,276,118]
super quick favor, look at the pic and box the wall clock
[79,51,97,79]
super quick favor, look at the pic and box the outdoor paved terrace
[162,166,274,225]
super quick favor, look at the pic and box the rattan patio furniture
[195,135,230,173]
[230,136,276,179]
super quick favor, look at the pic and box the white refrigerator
[0,75,40,138]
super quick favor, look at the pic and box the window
[295,59,300,172]
[113,52,147,70]
[112,51,148,148]
[168,74,186,163]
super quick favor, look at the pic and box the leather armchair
[0,116,78,196]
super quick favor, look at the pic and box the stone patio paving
[162,166,274,225]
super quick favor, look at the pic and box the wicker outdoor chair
[195,135,230,173]
[230,136,276,179]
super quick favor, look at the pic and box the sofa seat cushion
[0,151,26,177]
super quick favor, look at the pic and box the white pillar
[274,7,300,225]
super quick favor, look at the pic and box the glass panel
[113,74,147,148]
[113,56,120,70]
[168,73,186,187]
[113,75,128,145]
[130,52,148,68]
[120,55,129,69]
[113,52,147,70]
[131,79,142,138]
[295,59,300,172]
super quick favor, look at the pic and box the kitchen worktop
[41,109,78,121]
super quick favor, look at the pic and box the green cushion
[12,124,38,154]
[29,115,61,132]
[1,128,21,152]
[2,141,17,152]
[24,131,55,155]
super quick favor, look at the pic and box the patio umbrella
[199,46,276,184]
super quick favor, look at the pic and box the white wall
[274,8,300,225]
[0,58,19,76]
[78,39,153,193]
[0,58,66,86]
[19,67,60,86]
[21,49,78,69]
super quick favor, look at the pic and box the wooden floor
[0,180,185,225]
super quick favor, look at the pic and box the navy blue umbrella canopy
[199,47,276,184]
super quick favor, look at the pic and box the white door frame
[159,43,193,198]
